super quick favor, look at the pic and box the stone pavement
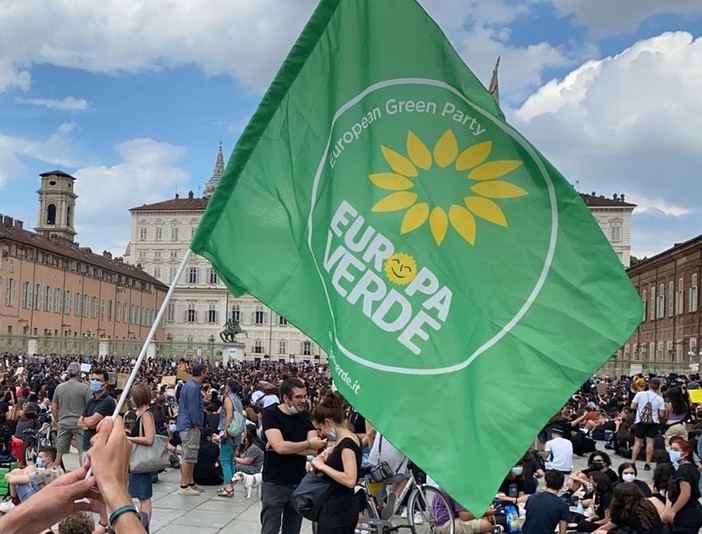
[61,442,650,533]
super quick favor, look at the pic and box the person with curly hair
[593,482,666,534]
[662,437,702,533]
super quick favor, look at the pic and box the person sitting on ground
[522,470,569,534]
[648,462,675,518]
[57,511,106,534]
[193,428,224,486]
[233,427,264,477]
[4,445,63,506]
[574,471,614,533]
[543,426,573,474]
[617,462,651,498]
[434,491,503,534]
[496,457,529,506]
[592,482,666,534]
[564,451,618,506]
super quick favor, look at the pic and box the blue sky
[1,0,701,258]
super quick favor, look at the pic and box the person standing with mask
[77,369,116,460]
[261,377,326,534]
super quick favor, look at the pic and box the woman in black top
[600,482,667,534]
[310,392,362,534]
[663,437,702,533]
[576,471,614,532]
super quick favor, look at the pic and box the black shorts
[634,422,660,439]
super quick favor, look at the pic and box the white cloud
[511,31,702,257]
[15,96,89,111]
[550,0,702,37]
[0,122,84,188]
[73,138,190,253]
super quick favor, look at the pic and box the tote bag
[129,413,171,474]
[291,470,336,521]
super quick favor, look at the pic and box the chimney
[175,193,179,199]
[188,190,194,199]
[103,250,112,260]
[14,220,23,229]
[621,194,625,202]
[3,216,13,227]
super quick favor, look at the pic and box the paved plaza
[59,444,652,533]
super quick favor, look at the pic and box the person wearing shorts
[630,378,665,471]
[51,362,91,467]
[176,363,207,496]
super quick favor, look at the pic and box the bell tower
[35,170,77,241]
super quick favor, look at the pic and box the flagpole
[86,248,192,476]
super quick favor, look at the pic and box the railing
[598,355,699,377]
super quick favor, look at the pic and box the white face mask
[622,473,636,483]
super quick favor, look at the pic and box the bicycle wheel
[407,485,454,534]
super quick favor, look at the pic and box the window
[45,285,51,312]
[691,274,699,313]
[153,266,161,279]
[649,286,655,321]
[108,300,113,321]
[302,340,312,356]
[116,302,122,323]
[253,339,264,353]
[668,281,674,316]
[642,289,647,321]
[5,278,15,307]
[154,250,161,258]
[84,294,89,317]
[92,296,98,319]
[208,303,217,323]
[47,203,56,225]
[65,291,72,314]
[230,304,241,322]
[170,250,178,258]
[169,267,177,283]
[22,282,31,309]
[138,251,147,258]
[155,227,162,241]
[171,227,178,241]
[191,227,196,239]
[34,283,42,310]
[139,227,148,240]
[54,288,62,313]
[187,267,198,284]
[208,268,218,285]
[75,293,82,316]
[166,302,175,323]
[254,305,266,325]
[186,303,197,323]
[657,283,665,318]
[278,315,288,326]
[278,339,287,354]
[610,225,622,242]
[677,277,684,315]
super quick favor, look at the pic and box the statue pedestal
[223,342,245,365]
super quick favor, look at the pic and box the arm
[264,428,324,455]
[5,471,32,485]
[127,412,155,446]
[313,447,358,488]
[559,520,568,534]
[79,411,105,431]
[669,480,693,516]
[50,400,59,429]
[222,397,233,435]
[235,455,255,465]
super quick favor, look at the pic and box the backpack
[640,393,655,424]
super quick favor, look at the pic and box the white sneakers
[0,501,15,513]
[398,507,424,525]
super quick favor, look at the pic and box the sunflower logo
[369,129,527,246]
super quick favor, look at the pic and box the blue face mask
[90,380,103,393]
[328,427,338,441]
[169,424,178,433]
[35,458,45,468]
[512,466,523,476]
[669,450,683,465]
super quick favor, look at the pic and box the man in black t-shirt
[77,369,115,456]
[261,377,326,534]
[522,470,569,534]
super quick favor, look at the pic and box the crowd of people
[2,352,702,533]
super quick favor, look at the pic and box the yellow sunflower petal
[468,160,523,181]
[401,202,430,234]
[369,173,415,191]
[433,130,458,168]
[381,146,418,177]
[465,196,508,227]
[456,141,492,171]
[372,192,418,212]
[429,207,448,245]
[406,131,432,170]
[449,205,476,245]
[471,181,528,199]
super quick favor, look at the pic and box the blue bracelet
[108,504,139,529]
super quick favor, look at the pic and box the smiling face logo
[370,129,528,246]
[384,253,417,285]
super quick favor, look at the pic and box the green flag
[192,0,642,514]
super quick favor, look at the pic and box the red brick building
[623,235,702,371]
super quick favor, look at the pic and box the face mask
[622,473,636,483]
[585,482,595,493]
[169,424,178,433]
[35,458,45,468]
[512,467,523,476]
[90,380,103,393]
[590,461,604,470]
[286,401,299,415]
[669,450,683,464]
[329,427,338,441]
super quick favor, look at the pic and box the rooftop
[579,192,636,208]
[39,169,76,180]
[130,191,208,213]
[0,214,167,290]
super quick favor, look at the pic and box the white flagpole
[86,249,193,475]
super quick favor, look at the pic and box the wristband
[109,504,139,529]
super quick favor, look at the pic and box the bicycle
[311,467,454,534]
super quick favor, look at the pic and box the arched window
[66,206,72,226]
[47,204,56,225]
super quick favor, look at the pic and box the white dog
[232,471,262,498]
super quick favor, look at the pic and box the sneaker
[0,501,15,513]
[190,483,206,493]
[491,527,505,534]
[643,463,651,471]
[178,486,201,496]
[413,512,424,525]
[399,506,408,519]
